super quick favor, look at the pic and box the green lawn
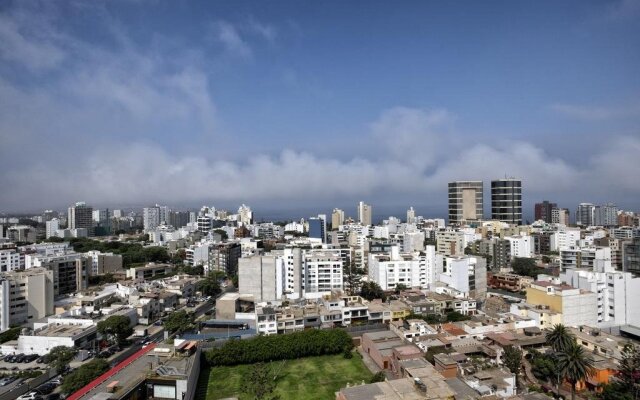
[196,353,373,400]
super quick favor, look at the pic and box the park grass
[196,353,373,400]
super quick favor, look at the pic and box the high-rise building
[594,203,618,227]
[331,208,345,229]
[45,218,59,239]
[406,207,416,224]
[534,201,557,223]
[491,179,522,225]
[68,202,94,236]
[0,268,54,331]
[448,181,483,224]
[169,211,190,229]
[238,204,253,226]
[623,238,640,274]
[576,203,595,227]
[551,207,570,225]
[308,216,327,243]
[143,207,160,232]
[357,201,372,226]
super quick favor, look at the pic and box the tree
[512,257,539,278]
[556,342,596,400]
[240,363,280,400]
[214,229,228,240]
[546,324,575,397]
[97,315,133,345]
[503,346,523,387]
[445,311,470,322]
[60,359,109,394]
[182,265,204,276]
[370,371,386,383]
[198,275,222,297]
[0,327,21,344]
[546,324,575,353]
[597,381,634,400]
[205,329,353,366]
[47,346,77,373]
[394,283,408,294]
[343,261,364,296]
[164,310,192,334]
[618,343,640,387]
[360,281,385,301]
[171,249,187,265]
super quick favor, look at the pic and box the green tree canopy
[618,343,640,387]
[164,310,193,334]
[359,281,386,301]
[198,275,222,297]
[97,315,133,345]
[60,359,109,394]
[511,257,539,278]
[47,346,77,373]
[557,342,596,400]
[503,346,523,375]
[546,324,575,353]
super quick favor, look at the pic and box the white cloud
[212,20,253,59]
[551,103,640,121]
[371,107,455,170]
[1,3,639,212]
[247,17,277,44]
[0,13,66,71]
[3,109,639,211]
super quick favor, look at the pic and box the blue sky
[0,0,639,218]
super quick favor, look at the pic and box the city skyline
[1,1,639,212]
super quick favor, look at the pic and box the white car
[17,392,39,400]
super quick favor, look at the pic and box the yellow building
[525,280,596,327]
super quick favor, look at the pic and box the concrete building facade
[448,181,484,224]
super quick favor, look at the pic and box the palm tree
[546,324,575,396]
[546,324,574,352]
[556,342,596,400]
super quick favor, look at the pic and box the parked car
[50,377,62,386]
[17,391,39,400]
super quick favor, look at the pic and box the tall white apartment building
[143,207,161,232]
[92,209,108,224]
[406,207,416,224]
[438,256,487,300]
[561,268,640,327]
[504,235,534,258]
[45,218,60,239]
[0,268,54,331]
[550,229,581,252]
[0,247,22,273]
[238,248,341,301]
[368,245,441,291]
[357,201,372,226]
[238,204,253,226]
[303,250,343,297]
[403,231,425,253]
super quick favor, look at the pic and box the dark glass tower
[491,179,522,225]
